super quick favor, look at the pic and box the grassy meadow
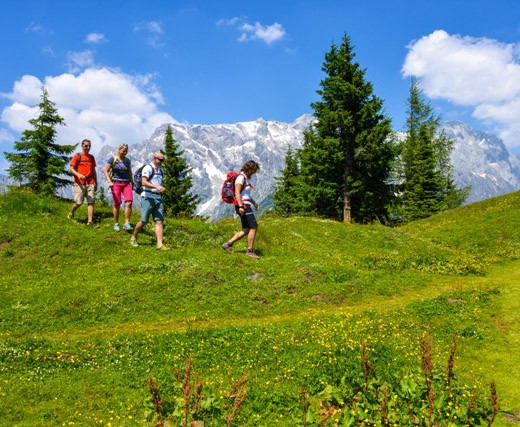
[0,189,519,426]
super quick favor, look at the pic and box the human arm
[104,163,114,187]
[142,166,165,193]
[70,155,86,181]
[128,161,133,184]
[93,167,98,191]
[235,181,245,215]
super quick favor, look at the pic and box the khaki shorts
[73,184,95,204]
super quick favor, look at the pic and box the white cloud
[1,68,175,153]
[2,75,42,104]
[402,30,520,149]
[66,50,96,73]
[134,21,164,48]
[216,17,244,27]
[218,17,286,45]
[134,21,164,34]
[1,103,39,132]
[25,22,44,33]
[85,32,108,44]
[42,46,56,57]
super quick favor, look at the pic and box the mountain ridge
[2,116,519,218]
[105,117,520,219]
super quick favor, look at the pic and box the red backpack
[221,172,244,204]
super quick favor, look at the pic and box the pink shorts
[111,182,133,206]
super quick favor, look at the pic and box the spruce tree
[398,78,468,222]
[297,35,396,223]
[161,125,200,217]
[272,147,302,215]
[4,87,74,195]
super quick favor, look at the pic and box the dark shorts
[235,204,257,229]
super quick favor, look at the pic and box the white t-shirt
[142,164,163,198]
[235,174,254,206]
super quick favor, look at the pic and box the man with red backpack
[221,160,261,259]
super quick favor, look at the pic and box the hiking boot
[130,236,138,247]
[221,242,232,253]
[67,212,74,220]
[157,245,171,251]
[113,223,120,231]
[246,248,260,259]
[122,222,133,231]
[87,222,98,228]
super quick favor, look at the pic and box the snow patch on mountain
[442,121,520,203]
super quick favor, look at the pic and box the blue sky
[2,0,520,172]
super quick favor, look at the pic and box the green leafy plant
[300,334,500,426]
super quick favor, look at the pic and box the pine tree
[398,78,468,222]
[272,147,302,215]
[161,125,200,217]
[296,35,396,223]
[4,87,75,195]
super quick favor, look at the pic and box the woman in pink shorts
[104,144,134,231]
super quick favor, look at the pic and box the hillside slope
[0,190,519,426]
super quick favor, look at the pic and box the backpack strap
[142,164,157,193]
[236,173,247,193]
[71,153,81,169]
[107,155,117,180]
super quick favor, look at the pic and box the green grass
[0,189,519,426]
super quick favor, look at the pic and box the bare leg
[133,221,146,239]
[247,227,257,249]
[124,201,133,224]
[113,204,120,223]
[87,203,94,223]
[228,228,248,245]
[70,203,81,216]
[155,220,164,248]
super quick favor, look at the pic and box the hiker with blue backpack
[104,144,133,231]
[130,152,170,251]
[221,160,261,259]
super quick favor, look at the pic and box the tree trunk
[343,193,351,223]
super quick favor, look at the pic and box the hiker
[130,152,170,250]
[104,144,133,231]
[68,139,98,226]
[221,160,261,259]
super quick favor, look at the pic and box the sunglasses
[154,157,165,162]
